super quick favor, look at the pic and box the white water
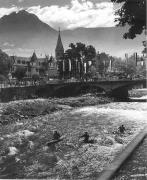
[130,88,147,100]
[72,102,147,137]
[131,95,147,99]
[55,100,147,178]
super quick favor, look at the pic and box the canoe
[47,136,64,146]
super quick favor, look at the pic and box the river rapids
[0,91,147,179]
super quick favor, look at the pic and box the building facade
[10,30,64,79]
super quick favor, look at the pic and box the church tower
[31,51,37,63]
[55,28,64,61]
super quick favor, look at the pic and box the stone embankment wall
[0,85,53,102]
[0,84,83,102]
[0,86,36,102]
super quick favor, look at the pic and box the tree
[113,56,137,77]
[87,65,97,80]
[85,45,96,61]
[95,52,110,76]
[142,40,147,56]
[0,49,11,77]
[39,56,49,77]
[125,59,137,76]
[0,74,8,82]
[13,66,26,82]
[111,0,146,39]
[64,42,96,79]
[32,74,40,85]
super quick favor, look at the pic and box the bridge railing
[0,78,146,89]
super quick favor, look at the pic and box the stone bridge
[0,79,146,102]
[40,79,146,99]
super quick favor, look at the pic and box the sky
[0,0,120,30]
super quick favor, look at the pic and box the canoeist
[118,125,125,134]
[80,132,89,143]
[79,132,94,144]
[53,131,61,140]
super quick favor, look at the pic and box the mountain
[0,10,56,34]
[0,10,145,57]
[0,10,58,56]
[62,27,145,57]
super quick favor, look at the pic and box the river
[0,90,147,179]
[57,100,147,178]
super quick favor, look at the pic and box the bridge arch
[53,82,104,97]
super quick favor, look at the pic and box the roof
[31,51,37,62]
[11,56,48,63]
[55,30,64,51]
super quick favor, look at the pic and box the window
[17,60,21,64]
[22,61,25,64]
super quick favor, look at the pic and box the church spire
[55,28,64,60]
[31,50,37,62]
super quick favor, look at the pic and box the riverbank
[0,94,112,125]
[0,95,147,179]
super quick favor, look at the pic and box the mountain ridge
[0,10,144,58]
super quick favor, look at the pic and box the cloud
[0,6,19,18]
[3,47,34,57]
[0,0,117,30]
[17,48,33,52]
[3,42,15,47]
[27,0,116,30]
[3,48,11,53]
